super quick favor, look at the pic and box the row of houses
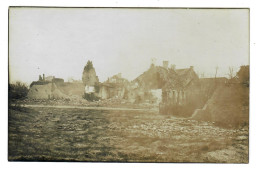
[28,61,246,116]
[86,61,230,116]
[83,61,217,107]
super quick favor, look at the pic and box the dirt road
[16,104,158,112]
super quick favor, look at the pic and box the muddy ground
[8,106,248,163]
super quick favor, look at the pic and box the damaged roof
[133,65,199,90]
[163,67,199,90]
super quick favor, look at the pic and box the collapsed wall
[58,82,85,99]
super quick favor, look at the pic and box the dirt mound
[27,83,68,99]
[191,106,211,121]
[191,84,249,127]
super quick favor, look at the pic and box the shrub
[9,81,29,100]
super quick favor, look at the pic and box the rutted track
[16,104,158,112]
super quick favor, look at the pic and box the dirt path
[18,104,158,112]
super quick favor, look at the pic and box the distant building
[45,76,55,82]
[28,74,66,100]
[126,61,201,105]
[163,61,169,69]
[96,73,129,99]
[107,73,125,83]
[30,74,64,87]
[160,66,201,113]
[28,79,66,100]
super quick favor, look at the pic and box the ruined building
[159,66,202,116]
[82,60,99,87]
[126,63,169,103]
[96,73,129,99]
[82,61,99,100]
[27,74,66,99]
[124,60,205,115]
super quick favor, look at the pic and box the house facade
[96,73,129,100]
[159,66,202,116]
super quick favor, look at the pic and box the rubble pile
[27,83,67,100]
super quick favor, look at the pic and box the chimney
[43,74,45,81]
[151,58,156,66]
[163,61,169,69]
[39,75,42,81]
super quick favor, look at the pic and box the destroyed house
[96,73,129,99]
[28,74,66,100]
[30,74,64,88]
[159,66,202,116]
[133,65,169,90]
[125,65,170,103]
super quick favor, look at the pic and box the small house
[159,66,202,116]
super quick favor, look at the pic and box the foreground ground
[8,106,248,163]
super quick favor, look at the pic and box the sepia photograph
[8,7,249,163]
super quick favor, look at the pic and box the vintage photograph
[8,7,249,163]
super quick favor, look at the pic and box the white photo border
[1,1,259,169]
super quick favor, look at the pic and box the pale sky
[9,8,249,84]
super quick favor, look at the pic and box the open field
[8,106,248,163]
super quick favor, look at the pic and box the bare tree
[228,67,234,79]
